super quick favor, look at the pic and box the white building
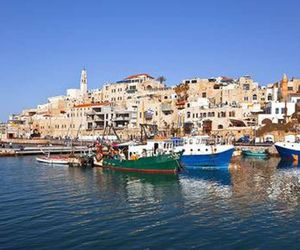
[258,101,296,125]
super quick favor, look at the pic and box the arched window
[253,94,257,101]
[218,124,224,129]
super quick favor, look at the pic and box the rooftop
[125,73,154,80]
[74,102,110,108]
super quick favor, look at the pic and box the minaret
[80,68,88,94]
[280,73,288,101]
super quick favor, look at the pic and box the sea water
[1,156,300,249]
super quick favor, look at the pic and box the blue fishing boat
[275,142,300,161]
[173,136,235,167]
[126,136,234,167]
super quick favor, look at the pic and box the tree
[156,76,166,84]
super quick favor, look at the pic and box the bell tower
[80,68,88,94]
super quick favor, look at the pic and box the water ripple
[2,156,300,249]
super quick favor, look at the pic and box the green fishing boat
[94,151,183,174]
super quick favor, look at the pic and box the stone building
[10,68,300,140]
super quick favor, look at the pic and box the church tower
[80,68,88,94]
[280,73,288,101]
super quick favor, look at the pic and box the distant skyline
[1,0,300,121]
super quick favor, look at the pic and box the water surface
[1,156,300,249]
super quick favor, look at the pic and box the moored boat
[126,136,234,167]
[275,142,300,161]
[173,136,234,167]
[36,155,69,165]
[242,149,269,158]
[94,151,183,174]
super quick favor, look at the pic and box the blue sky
[0,0,300,121]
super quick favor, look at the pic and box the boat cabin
[128,139,177,158]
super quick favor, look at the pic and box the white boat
[36,155,69,165]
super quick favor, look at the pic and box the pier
[0,145,95,157]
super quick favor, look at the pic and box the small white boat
[36,155,69,165]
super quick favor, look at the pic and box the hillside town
[3,70,300,142]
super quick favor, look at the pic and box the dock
[0,146,95,157]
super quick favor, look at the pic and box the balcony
[113,116,130,122]
[176,100,186,109]
[126,88,137,94]
[86,110,96,116]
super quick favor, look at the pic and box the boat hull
[275,142,300,160]
[94,152,182,174]
[36,156,69,165]
[180,148,234,167]
[242,150,269,158]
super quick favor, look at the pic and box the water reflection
[93,168,181,204]
[183,167,232,186]
[277,159,299,169]
[229,157,300,206]
[65,157,300,209]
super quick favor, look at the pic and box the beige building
[11,69,300,140]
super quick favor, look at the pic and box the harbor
[2,0,300,248]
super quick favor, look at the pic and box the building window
[202,92,207,98]
[187,112,191,118]
[288,87,293,91]
[281,108,286,114]
[268,94,272,101]
[275,108,279,114]
[243,84,250,90]
[244,96,249,101]
[253,94,257,101]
